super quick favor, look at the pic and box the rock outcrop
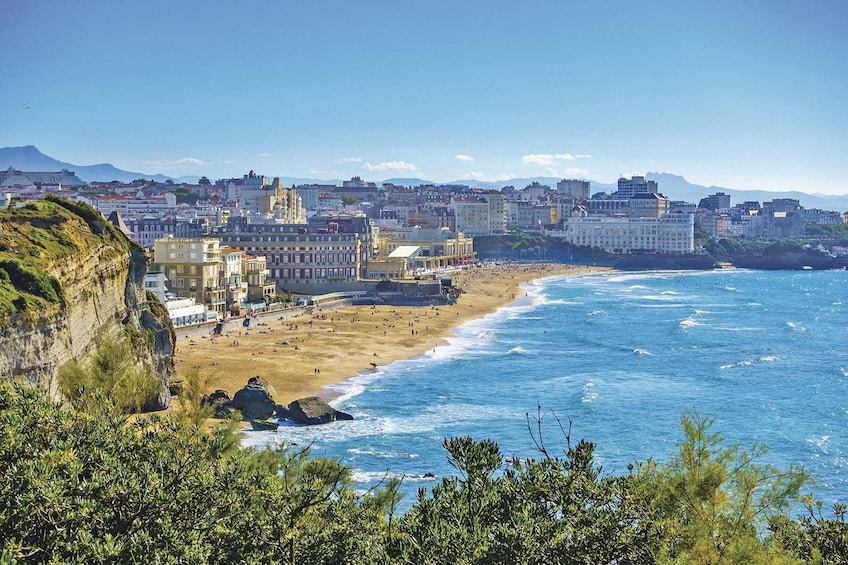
[232,376,278,420]
[0,197,175,409]
[201,389,235,418]
[286,396,353,425]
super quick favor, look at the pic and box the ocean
[243,268,848,513]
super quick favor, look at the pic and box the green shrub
[0,259,64,305]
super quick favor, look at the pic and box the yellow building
[245,254,276,304]
[152,237,226,317]
[370,226,475,279]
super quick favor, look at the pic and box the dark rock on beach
[287,396,354,425]
[232,376,278,420]
[201,389,235,418]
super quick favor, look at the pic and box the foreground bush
[1,385,846,564]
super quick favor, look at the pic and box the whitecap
[508,346,527,355]
[350,470,437,484]
[639,294,680,301]
[347,447,419,459]
[679,318,701,330]
[541,298,583,305]
[633,348,652,356]
[720,359,754,370]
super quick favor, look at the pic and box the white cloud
[455,154,475,162]
[336,157,362,164]
[309,169,340,176]
[465,171,487,180]
[522,154,553,166]
[258,152,272,157]
[522,153,593,166]
[362,160,420,173]
[145,157,209,169]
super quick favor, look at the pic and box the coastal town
[5,1,848,559]
[2,162,846,328]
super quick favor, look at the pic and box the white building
[480,192,507,235]
[615,175,658,198]
[546,214,694,254]
[143,272,208,326]
[506,200,535,230]
[450,196,491,236]
[93,193,177,216]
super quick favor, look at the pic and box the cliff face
[0,198,175,409]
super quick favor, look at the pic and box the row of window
[270,267,356,280]
[265,254,356,264]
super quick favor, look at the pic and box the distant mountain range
[0,145,181,184]
[2,145,847,211]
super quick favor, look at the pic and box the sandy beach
[174,263,606,405]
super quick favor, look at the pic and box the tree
[58,332,159,413]
[1,383,837,564]
[633,411,807,564]
[391,421,649,564]
[0,384,395,564]
[769,500,848,564]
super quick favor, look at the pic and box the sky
[2,0,847,193]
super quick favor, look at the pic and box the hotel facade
[547,214,694,254]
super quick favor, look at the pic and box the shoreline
[174,263,609,406]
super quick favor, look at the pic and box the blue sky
[3,0,847,193]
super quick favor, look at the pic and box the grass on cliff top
[0,197,137,318]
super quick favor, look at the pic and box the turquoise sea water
[243,269,848,512]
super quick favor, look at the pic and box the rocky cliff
[0,197,175,409]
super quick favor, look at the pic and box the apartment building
[217,215,366,295]
[615,175,658,198]
[506,200,535,230]
[450,192,507,236]
[122,215,208,248]
[629,192,670,218]
[93,193,177,217]
[450,196,491,236]
[228,172,305,222]
[557,179,591,200]
[151,237,226,318]
[548,213,694,254]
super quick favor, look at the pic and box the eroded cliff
[0,197,175,409]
